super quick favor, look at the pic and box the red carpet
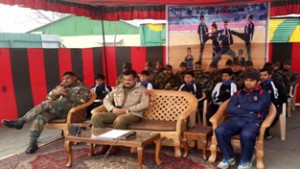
[0,138,216,169]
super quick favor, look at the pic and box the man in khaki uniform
[91,69,149,154]
[2,72,91,154]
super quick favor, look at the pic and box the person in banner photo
[197,14,209,66]
[231,15,255,60]
[219,21,237,60]
[208,22,222,63]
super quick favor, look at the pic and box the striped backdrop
[0,46,166,125]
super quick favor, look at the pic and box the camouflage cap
[164,64,173,70]
[179,62,187,67]
[145,61,153,67]
[209,61,218,68]
[122,62,132,69]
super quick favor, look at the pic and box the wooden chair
[46,92,96,136]
[291,83,298,112]
[278,103,287,141]
[208,100,276,169]
[92,90,198,157]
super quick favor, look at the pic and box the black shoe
[2,119,24,129]
[265,131,273,140]
[25,142,39,154]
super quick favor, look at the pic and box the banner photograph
[167,2,268,69]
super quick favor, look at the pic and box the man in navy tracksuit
[216,72,271,169]
[260,68,287,139]
[197,15,209,65]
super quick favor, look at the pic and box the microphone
[120,131,137,140]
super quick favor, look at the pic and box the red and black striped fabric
[271,0,300,16]
[0,46,165,124]
[0,0,287,21]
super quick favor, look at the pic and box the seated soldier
[91,69,149,154]
[86,73,112,119]
[2,72,91,154]
[154,64,181,90]
[207,68,237,126]
[260,68,287,139]
[175,62,188,84]
[116,62,132,86]
[281,60,298,97]
[139,70,153,90]
[215,72,271,169]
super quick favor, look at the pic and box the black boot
[25,141,39,154]
[2,119,25,129]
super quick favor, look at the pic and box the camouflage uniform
[21,81,90,143]
[155,73,181,90]
[281,69,299,96]
[175,71,186,84]
[233,70,246,90]
[195,70,222,101]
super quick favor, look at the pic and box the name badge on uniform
[253,96,258,101]
[132,90,140,95]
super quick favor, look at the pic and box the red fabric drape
[270,0,300,16]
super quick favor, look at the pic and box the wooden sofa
[46,92,97,136]
[208,100,276,169]
[91,90,198,157]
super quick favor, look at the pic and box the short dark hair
[62,71,76,77]
[94,73,105,80]
[211,22,217,30]
[260,68,272,75]
[245,60,253,66]
[140,70,150,76]
[187,47,191,50]
[224,20,228,24]
[248,15,253,20]
[184,71,195,77]
[200,15,204,19]
[123,69,137,78]
[221,68,233,76]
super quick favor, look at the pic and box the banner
[167,2,269,69]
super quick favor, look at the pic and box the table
[182,125,213,160]
[64,128,161,169]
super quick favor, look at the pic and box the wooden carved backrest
[143,90,196,121]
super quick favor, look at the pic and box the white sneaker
[237,161,252,169]
[217,157,236,169]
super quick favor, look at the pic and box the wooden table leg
[202,138,207,160]
[155,138,162,166]
[137,147,144,169]
[88,143,94,157]
[182,137,188,158]
[64,140,72,167]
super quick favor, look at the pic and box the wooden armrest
[259,103,276,140]
[210,99,230,128]
[66,92,96,123]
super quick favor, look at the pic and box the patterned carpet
[0,138,217,169]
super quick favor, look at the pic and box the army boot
[2,119,25,129]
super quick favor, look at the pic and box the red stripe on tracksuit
[82,48,95,87]
[106,47,117,86]
[0,49,18,124]
[291,43,300,103]
[58,48,72,81]
[27,48,48,105]
[131,47,146,73]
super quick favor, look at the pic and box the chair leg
[287,98,292,117]
[174,138,182,157]
[292,97,296,112]
[255,141,265,169]
[279,114,286,141]
[208,135,218,163]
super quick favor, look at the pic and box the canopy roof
[0,0,299,20]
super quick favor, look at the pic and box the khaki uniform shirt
[104,83,149,118]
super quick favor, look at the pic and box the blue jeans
[215,118,261,162]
